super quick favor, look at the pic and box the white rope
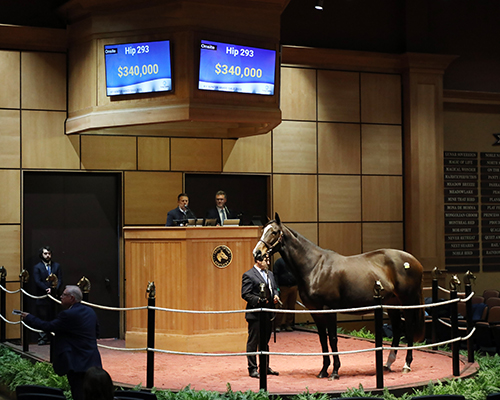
[97,343,147,351]
[21,320,54,335]
[20,288,48,300]
[82,301,147,311]
[0,284,21,294]
[0,314,21,324]
[150,348,257,357]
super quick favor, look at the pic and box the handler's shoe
[249,369,259,378]
[267,368,279,376]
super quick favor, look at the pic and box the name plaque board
[443,152,479,272]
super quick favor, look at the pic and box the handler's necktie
[46,264,51,275]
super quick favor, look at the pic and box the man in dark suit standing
[22,285,102,400]
[33,245,63,345]
[242,253,280,378]
[205,190,237,226]
[166,193,196,226]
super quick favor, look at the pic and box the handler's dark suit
[165,207,196,226]
[33,261,63,342]
[205,206,237,226]
[24,302,102,400]
[242,266,278,374]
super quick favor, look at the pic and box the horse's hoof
[317,371,329,379]
[383,365,392,372]
[402,366,411,373]
[328,373,340,380]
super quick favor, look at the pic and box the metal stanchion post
[464,271,475,363]
[77,276,91,303]
[450,275,460,376]
[146,282,156,389]
[0,267,6,342]
[431,267,442,347]
[20,270,30,352]
[258,283,268,391]
[374,281,384,389]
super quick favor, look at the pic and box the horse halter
[257,228,283,256]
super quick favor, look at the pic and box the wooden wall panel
[362,222,404,252]
[0,110,20,168]
[171,138,222,172]
[0,170,20,223]
[361,124,402,175]
[81,136,136,170]
[222,132,271,173]
[21,52,66,111]
[318,123,360,174]
[318,70,360,123]
[124,171,182,225]
[138,137,170,171]
[404,72,445,268]
[286,223,318,244]
[318,175,361,221]
[361,73,402,124]
[0,225,20,272]
[319,222,362,256]
[281,67,316,121]
[22,111,80,169]
[0,51,20,109]
[362,176,403,221]
[273,121,317,173]
[68,41,96,113]
[273,174,317,222]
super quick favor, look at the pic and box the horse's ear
[275,212,281,225]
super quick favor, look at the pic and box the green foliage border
[0,340,497,400]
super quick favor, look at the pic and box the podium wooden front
[123,226,260,352]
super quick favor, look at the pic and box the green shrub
[2,343,500,400]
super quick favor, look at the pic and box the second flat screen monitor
[198,40,276,96]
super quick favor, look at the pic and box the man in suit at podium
[33,245,63,345]
[241,253,280,378]
[166,193,196,226]
[205,190,237,226]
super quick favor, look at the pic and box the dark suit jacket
[166,207,196,226]
[242,266,278,321]
[24,302,102,376]
[33,261,63,304]
[205,207,237,226]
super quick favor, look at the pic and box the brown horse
[253,213,425,380]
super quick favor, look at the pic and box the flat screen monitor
[198,40,276,95]
[104,40,172,96]
[204,218,217,226]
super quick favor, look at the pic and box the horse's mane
[283,223,338,255]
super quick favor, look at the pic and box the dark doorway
[23,172,120,339]
[185,174,270,225]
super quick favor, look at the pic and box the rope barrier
[0,284,21,294]
[0,314,20,324]
[20,288,48,300]
[81,301,147,311]
[0,276,480,382]
[97,343,147,352]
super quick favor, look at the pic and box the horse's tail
[413,284,426,343]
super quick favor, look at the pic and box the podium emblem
[212,245,233,268]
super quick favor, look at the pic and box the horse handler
[242,253,281,378]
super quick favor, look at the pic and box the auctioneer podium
[123,226,261,352]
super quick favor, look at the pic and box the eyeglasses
[61,292,70,298]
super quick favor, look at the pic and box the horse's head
[252,213,283,261]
